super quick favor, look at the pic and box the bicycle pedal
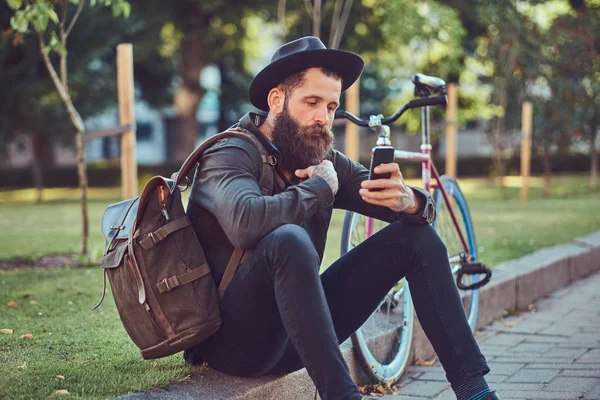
[459,262,490,275]
[456,262,492,291]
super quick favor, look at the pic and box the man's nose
[314,107,329,126]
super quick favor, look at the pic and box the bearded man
[184,36,499,400]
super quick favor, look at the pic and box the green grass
[321,174,600,268]
[0,174,598,398]
[2,175,598,266]
[0,267,201,399]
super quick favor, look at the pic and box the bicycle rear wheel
[341,212,414,383]
[432,175,480,330]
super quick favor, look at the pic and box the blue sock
[452,375,491,400]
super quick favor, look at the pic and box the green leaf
[49,32,68,57]
[111,3,121,17]
[47,9,59,24]
[6,0,23,11]
[36,14,49,31]
[10,13,29,33]
[121,2,130,18]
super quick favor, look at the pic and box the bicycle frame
[337,94,473,261]
[375,107,471,261]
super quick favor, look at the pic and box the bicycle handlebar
[335,95,448,127]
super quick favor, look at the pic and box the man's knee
[384,221,447,255]
[262,224,319,269]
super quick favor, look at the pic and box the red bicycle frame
[390,106,471,257]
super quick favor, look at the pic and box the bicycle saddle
[411,73,446,97]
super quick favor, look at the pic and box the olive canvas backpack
[93,128,281,359]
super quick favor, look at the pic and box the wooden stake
[345,78,360,162]
[445,83,458,178]
[117,43,137,199]
[520,101,533,201]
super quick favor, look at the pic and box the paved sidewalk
[383,271,600,400]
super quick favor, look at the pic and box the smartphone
[368,146,395,191]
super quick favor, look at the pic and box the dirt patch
[0,254,80,271]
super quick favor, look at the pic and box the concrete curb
[118,231,600,400]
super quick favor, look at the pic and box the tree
[8,0,130,256]
[1,3,70,202]
[561,4,600,188]
[130,1,278,162]
[524,1,600,195]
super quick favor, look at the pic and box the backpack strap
[231,128,287,194]
[212,128,287,298]
[218,248,245,298]
[172,130,261,187]
[173,128,284,299]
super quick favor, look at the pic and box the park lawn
[0,267,201,400]
[322,174,600,268]
[1,174,598,266]
[0,174,598,398]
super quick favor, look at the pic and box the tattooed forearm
[313,162,339,195]
[396,186,416,211]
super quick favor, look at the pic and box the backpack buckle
[161,277,172,291]
[149,232,158,244]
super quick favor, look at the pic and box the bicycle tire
[432,175,480,330]
[341,211,415,383]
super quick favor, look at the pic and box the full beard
[271,105,334,178]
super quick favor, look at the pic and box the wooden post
[445,83,458,178]
[345,79,360,162]
[520,101,533,201]
[117,43,137,199]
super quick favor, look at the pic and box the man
[184,36,498,400]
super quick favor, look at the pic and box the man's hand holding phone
[360,147,421,214]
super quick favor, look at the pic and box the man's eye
[308,102,317,106]
[328,106,335,112]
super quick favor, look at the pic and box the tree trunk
[30,131,48,204]
[590,134,598,189]
[278,0,287,43]
[543,154,552,198]
[75,129,89,255]
[172,35,206,162]
[312,0,321,37]
[491,151,508,199]
[36,29,88,257]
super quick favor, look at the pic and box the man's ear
[267,87,285,115]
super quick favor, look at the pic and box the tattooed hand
[359,163,422,214]
[295,160,339,195]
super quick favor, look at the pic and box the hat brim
[249,49,364,112]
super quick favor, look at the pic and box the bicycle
[336,73,492,384]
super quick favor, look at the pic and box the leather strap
[218,248,245,299]
[127,237,147,305]
[174,129,268,186]
[91,270,108,310]
[139,217,191,250]
[156,263,211,294]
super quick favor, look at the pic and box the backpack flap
[100,241,128,269]
[101,197,140,252]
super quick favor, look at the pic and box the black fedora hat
[249,36,364,111]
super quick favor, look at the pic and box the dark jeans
[184,221,489,400]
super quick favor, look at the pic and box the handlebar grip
[335,109,346,119]
[407,96,447,109]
